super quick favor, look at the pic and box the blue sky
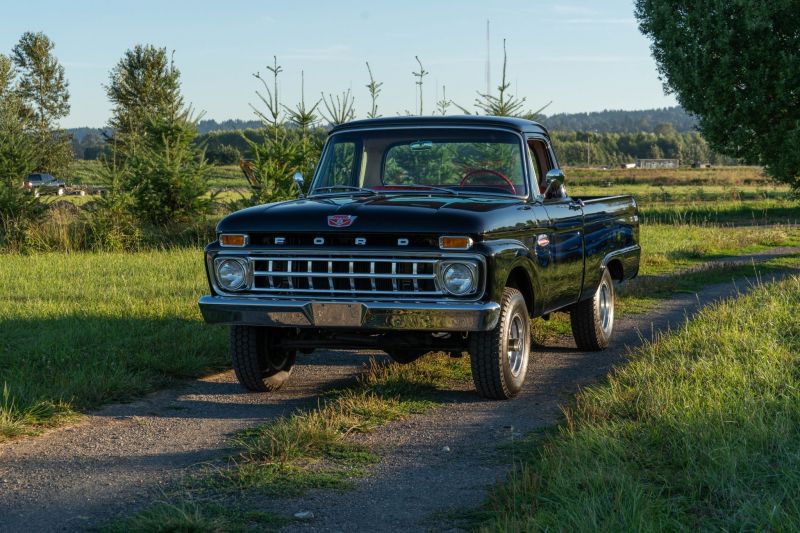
[0,0,677,128]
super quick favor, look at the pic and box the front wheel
[230,326,295,392]
[570,269,615,351]
[469,287,530,399]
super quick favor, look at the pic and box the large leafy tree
[106,45,182,160]
[10,32,72,177]
[635,1,800,190]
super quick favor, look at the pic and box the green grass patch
[640,199,800,226]
[530,253,800,341]
[478,274,800,531]
[0,250,227,441]
[640,223,800,276]
[101,498,291,533]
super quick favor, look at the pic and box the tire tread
[470,287,523,400]
[230,325,269,392]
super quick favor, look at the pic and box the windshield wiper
[386,185,461,196]
[310,185,379,196]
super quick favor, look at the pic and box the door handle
[569,200,584,211]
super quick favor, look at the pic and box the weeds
[0,383,75,439]
[478,275,800,531]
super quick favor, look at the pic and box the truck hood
[217,194,529,236]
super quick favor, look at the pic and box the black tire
[230,326,295,392]
[570,269,615,351]
[385,350,427,365]
[469,287,530,400]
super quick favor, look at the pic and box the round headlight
[216,259,247,290]
[442,263,476,295]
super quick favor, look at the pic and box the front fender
[476,239,543,317]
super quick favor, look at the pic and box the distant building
[636,158,679,169]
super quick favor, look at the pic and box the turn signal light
[439,236,473,250]
[220,234,247,247]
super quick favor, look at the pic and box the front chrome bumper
[198,296,501,331]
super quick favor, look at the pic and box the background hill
[539,106,697,133]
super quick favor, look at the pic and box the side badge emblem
[536,234,550,247]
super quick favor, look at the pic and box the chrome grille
[249,255,442,297]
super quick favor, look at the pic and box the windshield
[311,129,528,197]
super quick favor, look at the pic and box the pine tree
[456,40,550,119]
[127,103,211,225]
[365,62,383,118]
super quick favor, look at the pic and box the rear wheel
[570,269,615,351]
[230,326,295,392]
[469,287,530,399]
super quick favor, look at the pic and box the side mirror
[293,172,305,198]
[543,168,566,198]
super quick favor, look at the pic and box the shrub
[125,108,212,225]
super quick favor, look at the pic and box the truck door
[527,137,585,312]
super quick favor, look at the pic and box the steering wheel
[459,169,517,194]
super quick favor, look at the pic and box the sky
[0,0,677,128]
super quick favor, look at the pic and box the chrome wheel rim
[599,282,613,335]
[507,314,526,377]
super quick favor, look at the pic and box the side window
[527,139,552,192]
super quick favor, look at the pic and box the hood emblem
[328,215,357,228]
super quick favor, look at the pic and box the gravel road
[0,266,797,532]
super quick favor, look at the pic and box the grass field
[478,275,800,531]
[566,165,770,186]
[0,250,227,440]
[68,160,246,189]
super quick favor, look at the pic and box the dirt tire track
[0,266,797,532]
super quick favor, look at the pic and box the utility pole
[587,131,591,167]
[485,20,491,95]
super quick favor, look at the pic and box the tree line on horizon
[68,106,724,168]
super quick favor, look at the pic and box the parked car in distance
[24,173,66,197]
[199,116,640,400]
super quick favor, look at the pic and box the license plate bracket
[310,303,363,327]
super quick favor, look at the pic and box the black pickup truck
[199,116,640,399]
